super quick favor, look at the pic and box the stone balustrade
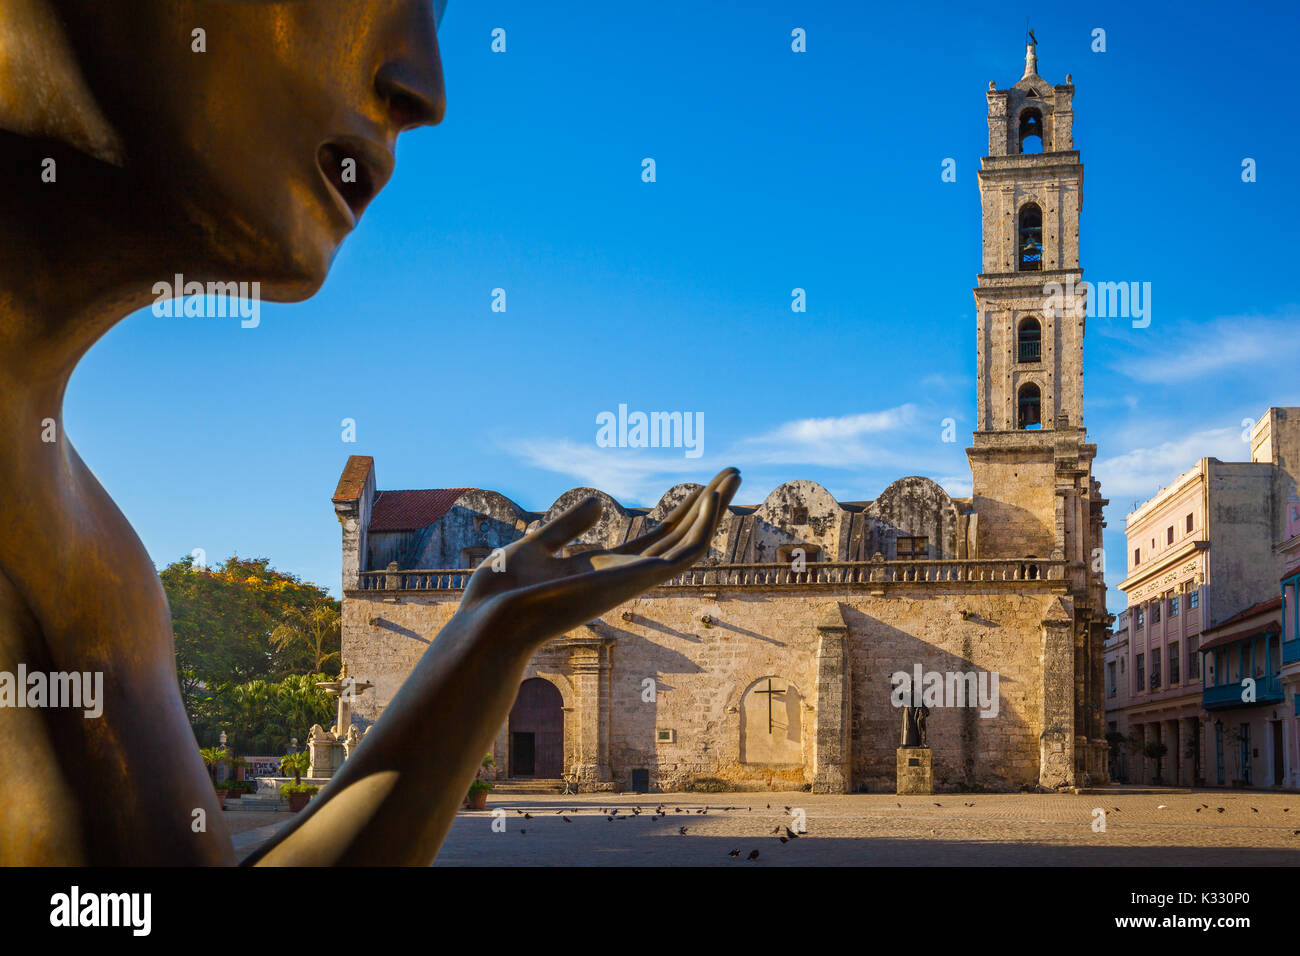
[354,558,1066,592]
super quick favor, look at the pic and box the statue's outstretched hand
[457,467,741,649]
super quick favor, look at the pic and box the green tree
[270,599,342,675]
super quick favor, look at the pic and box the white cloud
[734,404,944,469]
[1094,425,1247,501]
[1111,313,1295,385]
[507,438,712,504]
[504,402,970,504]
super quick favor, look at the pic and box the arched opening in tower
[1017,382,1042,430]
[1017,203,1043,271]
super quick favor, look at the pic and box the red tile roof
[1198,622,1281,654]
[1202,596,1284,635]
[333,455,374,503]
[369,489,472,532]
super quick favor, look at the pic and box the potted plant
[1144,741,1168,785]
[280,751,311,786]
[214,780,230,809]
[467,779,492,811]
[466,752,494,810]
[280,782,319,812]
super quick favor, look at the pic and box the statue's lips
[317,137,395,225]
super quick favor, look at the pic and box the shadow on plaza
[431,815,1300,867]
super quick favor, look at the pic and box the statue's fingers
[642,471,738,558]
[613,468,737,556]
[660,490,723,564]
[530,496,603,553]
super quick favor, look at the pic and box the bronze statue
[0,0,741,865]
[901,704,930,748]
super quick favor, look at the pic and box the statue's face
[51,0,446,300]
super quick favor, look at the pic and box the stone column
[568,637,613,787]
[812,610,851,793]
[1040,599,1076,788]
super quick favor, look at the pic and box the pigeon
[771,826,783,835]
[747,850,760,861]
[606,816,613,822]
[1284,809,1291,813]
[964,802,974,807]
[1195,807,1203,813]
[933,802,942,807]
[785,827,801,839]
[1217,807,1226,813]
[524,813,532,819]
[610,808,619,816]
[520,829,526,835]
[1201,804,1209,809]
[1251,807,1259,813]
[651,815,659,821]
[1293,830,1300,836]
[678,826,688,835]
[562,816,572,823]
[783,806,791,812]
[779,837,788,844]
[728,849,741,857]
[766,804,771,809]
[896,803,902,808]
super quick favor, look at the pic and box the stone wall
[341,582,1068,793]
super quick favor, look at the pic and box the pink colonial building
[1279,479,1300,788]
[1117,407,1300,788]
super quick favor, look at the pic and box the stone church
[334,42,1111,793]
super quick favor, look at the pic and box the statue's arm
[243,468,739,866]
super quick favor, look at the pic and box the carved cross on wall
[753,678,785,734]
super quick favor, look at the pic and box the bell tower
[965,39,1111,788]
[967,38,1097,564]
[974,37,1084,434]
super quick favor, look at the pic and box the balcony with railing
[353,558,1068,593]
[1018,340,1041,363]
[1203,674,1283,709]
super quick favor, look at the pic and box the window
[1152,601,1161,624]
[1133,547,1141,566]
[1018,317,1042,363]
[1170,596,1180,617]
[1190,590,1199,609]
[1150,648,1161,690]
[1018,107,1043,153]
[1167,526,1174,545]
[459,546,492,568]
[897,536,929,560]
[1135,607,1145,629]
[1169,642,1180,684]
[1120,657,1125,674]
[1017,382,1042,429]
[1187,637,1199,680]
[777,544,821,565]
[1186,514,1194,533]
[1017,203,1043,271]
[1107,661,1117,698]
[1135,653,1145,691]
[791,506,809,525]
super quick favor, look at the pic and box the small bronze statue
[0,0,742,865]
[901,704,931,749]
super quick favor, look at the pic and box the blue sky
[67,0,1300,614]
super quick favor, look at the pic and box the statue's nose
[375,2,446,131]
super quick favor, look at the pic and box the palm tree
[280,751,311,786]
[270,599,342,675]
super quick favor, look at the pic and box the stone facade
[333,42,1111,795]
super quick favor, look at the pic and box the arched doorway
[508,678,564,777]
